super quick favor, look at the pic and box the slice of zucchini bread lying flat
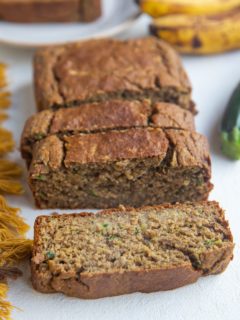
[0,0,101,23]
[21,100,195,164]
[31,202,234,299]
[28,128,212,209]
[34,37,195,113]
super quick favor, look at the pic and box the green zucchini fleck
[34,174,47,181]
[107,235,118,241]
[134,227,140,235]
[88,190,98,197]
[204,239,222,247]
[46,251,55,260]
[102,223,109,228]
[34,133,45,140]
[221,82,240,160]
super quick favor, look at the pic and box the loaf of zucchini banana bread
[28,128,212,209]
[34,37,195,112]
[31,201,234,299]
[0,0,101,23]
[21,100,195,164]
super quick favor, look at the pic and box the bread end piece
[31,202,234,299]
[33,37,194,112]
[0,0,101,23]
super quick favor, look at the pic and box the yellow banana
[150,9,240,54]
[137,0,240,17]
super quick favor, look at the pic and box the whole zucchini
[221,82,240,160]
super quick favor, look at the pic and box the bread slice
[31,201,234,299]
[34,37,195,112]
[0,0,101,23]
[28,127,212,209]
[21,100,195,165]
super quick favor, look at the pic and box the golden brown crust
[34,46,65,110]
[79,0,101,22]
[34,37,193,111]
[29,128,210,170]
[50,100,151,133]
[20,100,195,165]
[29,128,169,171]
[32,264,202,298]
[165,129,211,169]
[0,0,101,23]
[152,102,195,131]
[30,135,64,174]
[64,128,169,166]
[31,201,234,299]
[28,128,212,209]
[22,110,54,141]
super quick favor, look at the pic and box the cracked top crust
[151,102,195,130]
[21,100,151,141]
[20,100,195,162]
[31,135,64,173]
[34,37,192,110]
[29,128,211,175]
[64,128,169,166]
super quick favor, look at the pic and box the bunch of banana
[137,0,240,54]
[137,0,240,17]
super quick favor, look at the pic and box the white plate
[0,0,141,48]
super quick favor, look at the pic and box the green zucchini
[221,82,240,160]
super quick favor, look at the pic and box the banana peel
[150,9,240,54]
[137,0,240,17]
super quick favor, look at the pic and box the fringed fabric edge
[0,62,32,320]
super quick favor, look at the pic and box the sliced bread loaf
[0,0,101,23]
[21,100,195,164]
[34,37,194,112]
[31,201,234,299]
[28,127,212,209]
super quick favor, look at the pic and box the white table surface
[0,14,240,320]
